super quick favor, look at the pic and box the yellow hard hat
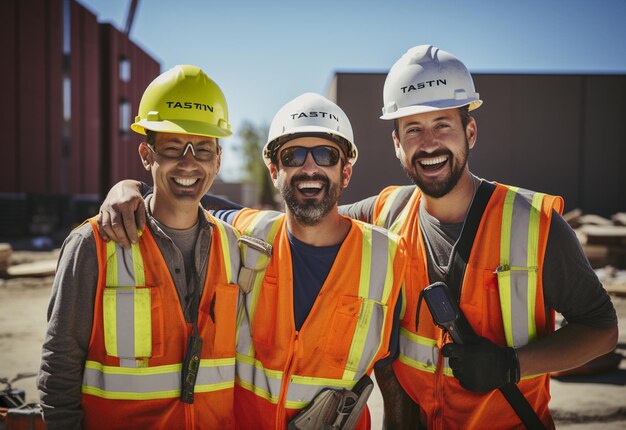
[131,65,232,138]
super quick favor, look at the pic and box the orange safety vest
[373,182,563,430]
[233,209,407,430]
[82,213,241,430]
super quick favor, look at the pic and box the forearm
[517,322,618,377]
[38,343,86,430]
[375,364,420,430]
[338,195,377,223]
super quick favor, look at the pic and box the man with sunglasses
[38,65,242,429]
[97,92,407,428]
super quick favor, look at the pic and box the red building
[1,0,159,238]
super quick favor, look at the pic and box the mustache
[410,149,452,166]
[290,173,329,187]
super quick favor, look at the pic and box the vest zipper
[276,330,299,430]
[433,332,446,430]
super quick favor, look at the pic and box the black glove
[441,336,520,393]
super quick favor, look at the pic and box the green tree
[238,121,277,208]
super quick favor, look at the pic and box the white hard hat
[380,45,482,120]
[263,92,358,167]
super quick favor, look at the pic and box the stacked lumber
[0,243,12,274]
[566,210,626,269]
[0,247,59,278]
[566,210,626,297]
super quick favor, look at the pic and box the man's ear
[269,162,279,186]
[342,162,353,189]
[392,130,402,160]
[466,117,477,149]
[139,143,152,171]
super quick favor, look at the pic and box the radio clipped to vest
[287,375,374,430]
[421,282,476,345]
[180,335,203,404]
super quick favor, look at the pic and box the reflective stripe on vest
[82,358,235,400]
[236,354,355,409]
[236,211,283,357]
[497,186,545,347]
[236,217,399,401]
[213,218,241,284]
[397,327,453,377]
[343,224,398,380]
[104,238,151,366]
[375,186,416,234]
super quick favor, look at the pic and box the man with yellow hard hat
[38,65,242,429]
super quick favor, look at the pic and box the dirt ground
[1,250,625,429]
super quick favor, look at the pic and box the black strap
[444,180,546,430]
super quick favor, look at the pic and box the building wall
[0,0,63,194]
[0,0,160,238]
[100,24,160,191]
[330,72,626,216]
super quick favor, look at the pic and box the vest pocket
[102,285,163,360]
[325,295,363,370]
[211,283,239,357]
[251,276,278,346]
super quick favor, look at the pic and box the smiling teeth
[297,181,323,190]
[420,156,448,166]
[174,178,198,186]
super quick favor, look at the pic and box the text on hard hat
[289,111,339,122]
[401,79,447,94]
[165,101,214,112]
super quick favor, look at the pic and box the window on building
[119,57,131,82]
[119,99,131,135]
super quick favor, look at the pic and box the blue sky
[78,0,626,181]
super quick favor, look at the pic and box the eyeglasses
[148,142,220,162]
[279,146,342,167]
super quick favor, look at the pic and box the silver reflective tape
[510,190,533,347]
[83,366,180,393]
[116,289,136,361]
[226,228,241,284]
[285,378,348,403]
[115,243,136,286]
[399,335,438,370]
[235,359,282,399]
[356,300,385,373]
[83,364,234,393]
[368,227,389,303]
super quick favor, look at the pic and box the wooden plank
[6,260,57,277]
[577,214,614,226]
[580,225,626,245]
[0,243,12,273]
[612,213,626,226]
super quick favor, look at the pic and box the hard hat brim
[131,119,232,138]
[380,99,483,120]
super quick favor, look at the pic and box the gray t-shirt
[340,187,617,328]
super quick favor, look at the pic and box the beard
[278,173,342,226]
[401,138,470,198]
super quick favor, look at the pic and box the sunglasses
[279,146,342,167]
[148,142,220,162]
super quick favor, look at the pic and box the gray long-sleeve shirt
[37,205,215,430]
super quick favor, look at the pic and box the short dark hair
[145,129,221,153]
[393,105,471,138]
